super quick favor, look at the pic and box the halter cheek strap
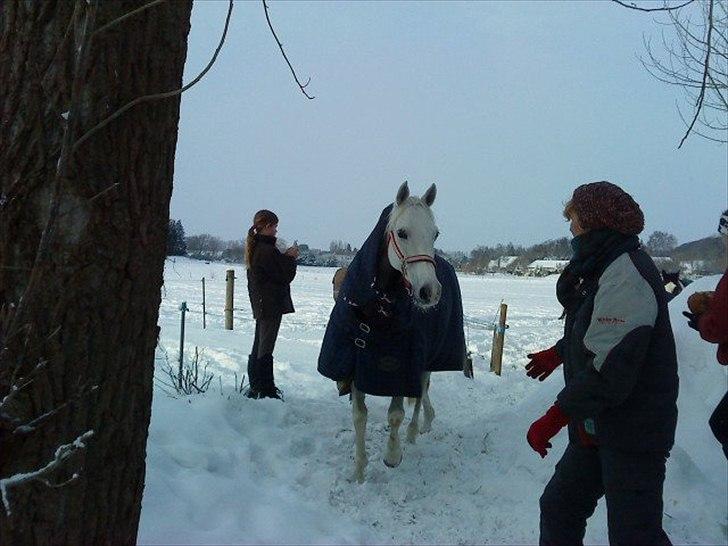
[387,230,436,292]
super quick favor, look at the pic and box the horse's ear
[396,181,410,206]
[423,183,437,207]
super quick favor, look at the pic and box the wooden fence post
[225,269,234,330]
[201,277,206,329]
[490,303,508,376]
[179,301,188,390]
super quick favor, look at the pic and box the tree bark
[0,0,192,543]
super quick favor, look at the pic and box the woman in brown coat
[245,210,298,399]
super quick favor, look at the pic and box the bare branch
[12,385,99,436]
[678,0,714,148]
[0,430,94,516]
[92,0,167,37]
[72,0,234,154]
[612,0,696,13]
[262,0,315,99]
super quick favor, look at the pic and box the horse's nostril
[419,286,431,302]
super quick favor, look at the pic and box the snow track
[138,258,727,545]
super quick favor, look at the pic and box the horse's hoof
[383,454,403,468]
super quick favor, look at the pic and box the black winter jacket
[555,248,679,453]
[247,235,297,319]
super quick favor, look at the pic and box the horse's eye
[434,230,440,241]
[397,229,408,240]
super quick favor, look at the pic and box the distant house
[679,260,710,277]
[487,256,519,273]
[527,259,570,276]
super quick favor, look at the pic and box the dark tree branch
[612,0,696,12]
[72,0,234,154]
[262,0,315,99]
[623,0,725,145]
[92,0,167,37]
[678,0,714,148]
[677,102,727,142]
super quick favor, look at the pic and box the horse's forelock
[387,197,435,232]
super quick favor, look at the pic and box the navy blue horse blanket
[317,205,466,398]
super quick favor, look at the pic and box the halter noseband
[387,230,436,292]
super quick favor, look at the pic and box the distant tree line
[168,219,724,276]
[462,238,572,274]
[329,240,357,255]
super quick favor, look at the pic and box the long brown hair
[245,209,279,267]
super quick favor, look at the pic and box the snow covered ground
[138,257,727,545]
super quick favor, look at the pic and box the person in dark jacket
[525,181,678,545]
[244,209,298,400]
[683,209,728,458]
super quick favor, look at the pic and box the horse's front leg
[384,396,405,467]
[351,382,368,483]
[420,372,435,434]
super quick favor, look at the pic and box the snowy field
[138,257,727,545]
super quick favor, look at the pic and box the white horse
[350,182,441,483]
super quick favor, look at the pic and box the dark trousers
[251,315,282,359]
[540,443,671,546]
[247,315,282,394]
[709,391,728,459]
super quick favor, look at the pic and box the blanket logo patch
[378,356,401,372]
[596,316,626,325]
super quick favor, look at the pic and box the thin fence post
[179,301,188,390]
[225,269,234,330]
[490,303,508,376]
[490,326,498,372]
[201,277,206,329]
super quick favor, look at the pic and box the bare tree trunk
[0,0,192,543]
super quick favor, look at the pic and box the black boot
[244,354,261,399]
[258,354,283,400]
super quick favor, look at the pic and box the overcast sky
[170,0,727,252]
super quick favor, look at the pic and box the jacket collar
[255,234,277,245]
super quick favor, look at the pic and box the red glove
[527,404,570,458]
[525,346,563,381]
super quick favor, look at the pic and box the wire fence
[171,301,501,331]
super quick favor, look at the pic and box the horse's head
[386,181,442,309]
[661,270,682,287]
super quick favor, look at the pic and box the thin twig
[13,385,99,436]
[72,0,234,154]
[678,0,715,148]
[262,0,315,99]
[92,0,167,37]
[612,0,696,13]
[0,430,93,516]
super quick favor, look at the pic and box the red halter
[387,230,436,292]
